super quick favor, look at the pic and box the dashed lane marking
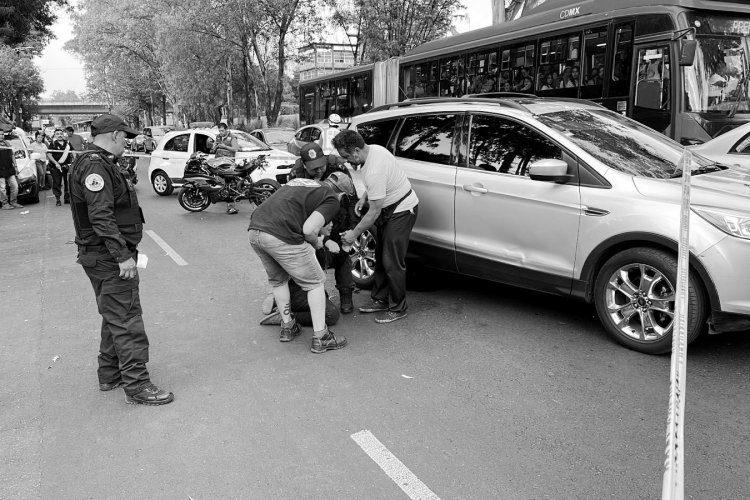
[351,430,440,500]
[145,229,188,266]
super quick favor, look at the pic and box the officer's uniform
[69,144,150,395]
[289,150,357,312]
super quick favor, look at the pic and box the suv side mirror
[528,159,573,184]
[679,40,697,67]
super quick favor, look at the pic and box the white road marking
[145,229,188,266]
[351,430,440,500]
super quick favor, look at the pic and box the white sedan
[147,128,297,196]
[690,122,750,169]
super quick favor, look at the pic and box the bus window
[335,78,350,117]
[537,33,581,96]
[439,56,461,96]
[610,24,634,98]
[416,61,438,97]
[467,49,499,94]
[351,74,371,115]
[511,43,535,93]
[581,27,608,99]
[402,65,415,99]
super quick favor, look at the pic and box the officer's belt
[74,202,145,229]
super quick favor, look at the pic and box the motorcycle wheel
[252,179,281,205]
[178,186,211,212]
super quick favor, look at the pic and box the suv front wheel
[594,247,707,354]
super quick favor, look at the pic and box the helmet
[328,113,342,127]
[323,171,355,198]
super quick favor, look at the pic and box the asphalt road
[2,184,749,499]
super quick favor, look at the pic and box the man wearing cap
[68,114,174,406]
[248,172,355,353]
[289,143,357,314]
[210,121,240,214]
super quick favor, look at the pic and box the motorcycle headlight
[693,206,750,240]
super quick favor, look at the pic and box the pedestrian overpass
[36,101,111,115]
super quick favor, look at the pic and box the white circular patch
[85,173,105,192]
[307,149,317,159]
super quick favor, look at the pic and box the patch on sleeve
[85,173,105,192]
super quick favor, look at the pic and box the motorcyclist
[210,121,240,214]
[289,143,357,314]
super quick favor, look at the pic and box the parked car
[346,96,750,354]
[2,127,39,203]
[287,120,343,156]
[147,128,297,195]
[131,125,173,153]
[689,121,750,170]
[249,128,296,150]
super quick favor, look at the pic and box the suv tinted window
[394,114,457,165]
[356,119,399,148]
[163,133,190,152]
[466,114,562,176]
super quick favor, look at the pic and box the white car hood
[632,167,750,210]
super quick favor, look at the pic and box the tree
[326,0,464,63]
[0,48,45,127]
[0,0,68,49]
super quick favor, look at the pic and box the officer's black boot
[339,287,354,314]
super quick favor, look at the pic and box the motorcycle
[177,153,281,212]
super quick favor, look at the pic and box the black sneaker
[126,383,174,405]
[311,330,347,353]
[55,199,61,206]
[375,310,408,324]
[359,299,388,313]
[279,319,301,342]
[99,380,124,391]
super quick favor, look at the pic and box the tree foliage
[326,0,465,63]
[0,48,45,127]
[67,0,313,127]
[0,0,68,49]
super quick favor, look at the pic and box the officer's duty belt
[78,244,108,254]
[74,203,145,229]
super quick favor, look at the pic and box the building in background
[298,43,355,82]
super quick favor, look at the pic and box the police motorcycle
[177,152,281,212]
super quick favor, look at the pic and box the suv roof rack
[369,96,530,114]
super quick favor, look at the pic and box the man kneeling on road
[248,172,355,353]
[259,221,341,328]
[289,143,356,314]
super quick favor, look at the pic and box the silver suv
[347,97,750,354]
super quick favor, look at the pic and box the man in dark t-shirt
[248,175,354,354]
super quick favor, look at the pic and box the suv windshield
[537,109,714,178]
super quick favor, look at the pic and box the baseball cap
[91,114,139,138]
[300,143,327,172]
[323,171,355,197]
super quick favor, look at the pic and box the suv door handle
[462,184,488,194]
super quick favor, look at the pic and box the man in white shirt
[335,129,419,324]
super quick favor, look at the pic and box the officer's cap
[91,114,139,138]
[300,142,327,171]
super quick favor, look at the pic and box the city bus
[298,0,750,144]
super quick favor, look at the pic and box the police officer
[69,114,173,406]
[289,143,357,314]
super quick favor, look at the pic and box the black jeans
[371,206,418,313]
[78,249,151,395]
[50,166,69,201]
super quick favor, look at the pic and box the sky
[35,2,493,99]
